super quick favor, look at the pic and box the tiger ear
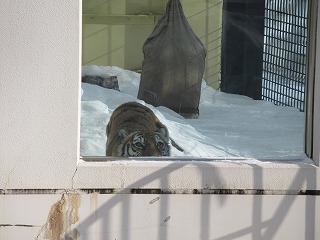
[118,129,128,140]
[157,126,169,142]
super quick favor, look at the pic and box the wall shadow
[69,160,317,239]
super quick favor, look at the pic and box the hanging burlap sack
[137,0,206,118]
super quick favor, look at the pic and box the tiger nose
[145,150,161,156]
[144,145,161,156]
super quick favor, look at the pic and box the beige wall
[82,0,166,69]
[181,0,222,89]
[82,0,222,88]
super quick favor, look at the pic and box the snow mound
[81,65,305,159]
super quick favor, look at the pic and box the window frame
[305,0,319,166]
[76,0,320,193]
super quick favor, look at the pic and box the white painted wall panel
[0,0,81,189]
[77,194,319,240]
[0,195,61,225]
[0,193,319,240]
[0,226,42,240]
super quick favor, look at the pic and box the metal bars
[262,0,308,111]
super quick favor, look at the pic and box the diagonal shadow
[212,164,317,240]
[73,161,227,239]
[67,160,317,239]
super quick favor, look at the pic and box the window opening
[81,0,308,160]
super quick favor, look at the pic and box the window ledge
[73,157,320,193]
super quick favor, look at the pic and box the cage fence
[262,0,308,111]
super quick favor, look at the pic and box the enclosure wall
[82,0,222,89]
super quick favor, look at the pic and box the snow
[81,65,305,159]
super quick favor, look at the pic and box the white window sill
[73,156,320,193]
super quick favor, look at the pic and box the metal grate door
[262,0,308,111]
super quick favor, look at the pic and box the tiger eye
[157,142,164,148]
[134,142,144,149]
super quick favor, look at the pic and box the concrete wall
[1,192,319,239]
[0,0,319,239]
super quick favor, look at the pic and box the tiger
[106,101,171,157]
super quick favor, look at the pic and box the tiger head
[116,127,170,157]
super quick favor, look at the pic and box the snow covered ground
[81,65,305,159]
